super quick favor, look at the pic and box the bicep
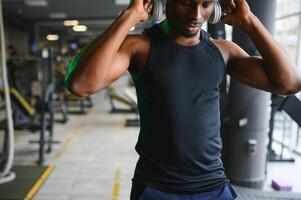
[103,36,136,87]
[226,45,283,94]
[104,51,131,86]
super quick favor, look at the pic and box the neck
[159,20,201,46]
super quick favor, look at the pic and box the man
[65,0,301,199]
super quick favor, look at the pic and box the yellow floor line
[53,135,74,159]
[112,169,121,200]
[76,123,84,132]
[23,165,54,200]
[23,123,84,199]
[53,122,84,159]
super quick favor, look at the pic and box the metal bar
[276,12,301,20]
[0,0,16,184]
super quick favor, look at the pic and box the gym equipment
[207,21,226,39]
[0,0,15,184]
[233,185,301,199]
[54,62,68,123]
[107,87,140,127]
[268,94,301,162]
[30,48,58,165]
[124,88,140,127]
[0,165,53,199]
[53,94,68,123]
[272,179,293,192]
[108,87,137,114]
[0,52,58,166]
[54,64,69,123]
[130,0,224,25]
[279,95,301,127]
[0,88,35,127]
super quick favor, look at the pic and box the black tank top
[129,25,229,193]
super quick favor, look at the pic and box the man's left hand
[221,0,252,29]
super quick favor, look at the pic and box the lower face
[167,15,204,38]
[165,0,215,38]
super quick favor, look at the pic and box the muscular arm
[66,1,148,97]
[221,0,301,95]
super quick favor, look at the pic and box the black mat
[0,166,52,200]
[234,185,301,200]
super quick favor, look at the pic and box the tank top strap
[201,29,211,42]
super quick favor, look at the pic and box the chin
[181,29,200,38]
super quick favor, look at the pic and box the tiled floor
[8,76,138,200]
[32,94,139,199]
[4,75,301,199]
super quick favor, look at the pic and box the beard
[182,27,201,38]
[167,16,202,38]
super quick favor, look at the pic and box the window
[273,0,301,156]
[275,16,299,63]
[276,0,301,19]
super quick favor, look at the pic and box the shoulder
[122,34,150,54]
[211,39,248,64]
[123,34,151,75]
[125,34,150,44]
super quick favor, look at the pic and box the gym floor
[11,74,301,200]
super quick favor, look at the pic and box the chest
[147,44,224,92]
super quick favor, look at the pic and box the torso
[129,26,229,192]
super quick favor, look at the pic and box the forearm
[66,8,141,95]
[239,13,301,93]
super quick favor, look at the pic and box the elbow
[68,85,91,97]
[65,67,108,97]
[67,78,102,97]
[280,88,300,96]
[270,65,301,95]
[272,73,301,95]
[275,81,301,96]
[67,81,90,97]
[68,78,108,97]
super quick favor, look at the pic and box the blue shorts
[130,183,237,200]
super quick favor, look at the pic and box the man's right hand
[128,0,152,22]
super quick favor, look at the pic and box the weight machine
[0,50,58,166]
[268,94,301,162]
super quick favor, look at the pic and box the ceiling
[2,0,146,42]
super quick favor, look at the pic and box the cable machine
[0,0,16,184]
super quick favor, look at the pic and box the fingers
[144,0,154,14]
[232,0,247,9]
[228,0,236,10]
[128,0,151,21]
[221,0,234,16]
[221,0,237,23]
[223,0,245,15]
[221,0,250,27]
